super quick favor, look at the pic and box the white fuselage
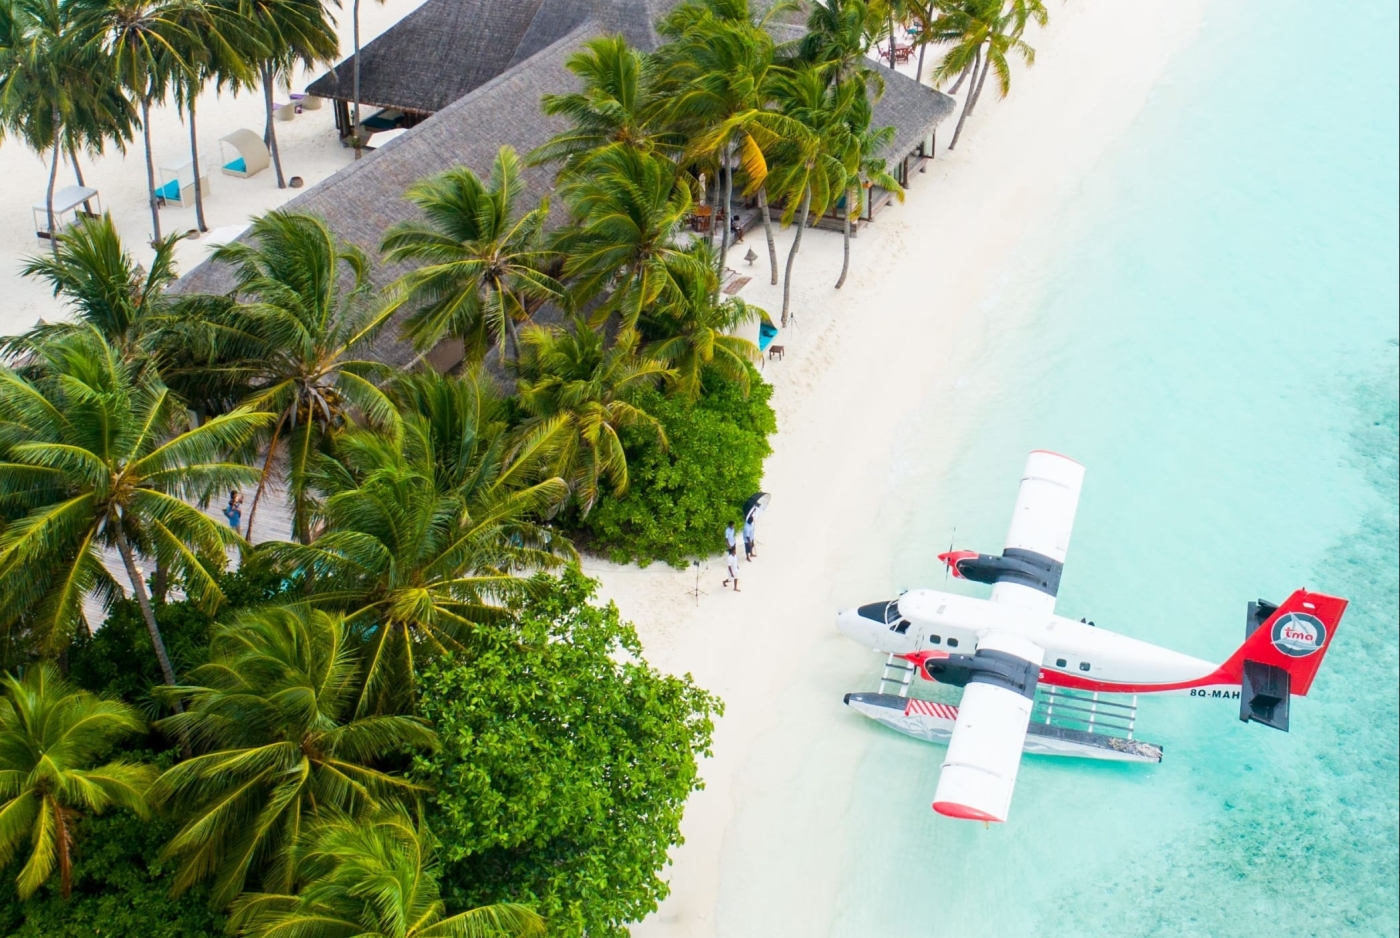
[837,588,1233,695]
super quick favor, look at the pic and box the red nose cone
[933,801,1003,823]
[937,550,978,579]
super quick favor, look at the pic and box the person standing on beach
[743,515,756,561]
[721,545,741,592]
[724,521,737,552]
[222,491,243,530]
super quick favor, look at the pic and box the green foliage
[66,562,290,704]
[0,810,225,938]
[578,367,775,566]
[412,567,720,938]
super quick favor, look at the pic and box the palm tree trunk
[966,45,993,116]
[505,314,522,362]
[68,144,95,214]
[262,65,287,188]
[141,97,162,241]
[888,7,898,70]
[780,188,811,326]
[244,419,284,543]
[949,50,977,94]
[948,46,990,151]
[757,189,778,285]
[51,797,73,899]
[716,144,734,293]
[188,93,208,232]
[915,1,933,82]
[836,185,854,289]
[45,126,61,256]
[114,526,179,688]
[352,0,363,157]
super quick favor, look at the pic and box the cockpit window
[857,600,901,625]
[892,620,911,634]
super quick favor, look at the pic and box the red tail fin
[1224,589,1347,696]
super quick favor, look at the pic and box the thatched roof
[871,71,956,164]
[306,0,673,113]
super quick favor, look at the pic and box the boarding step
[878,653,917,697]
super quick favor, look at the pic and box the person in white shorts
[721,545,741,591]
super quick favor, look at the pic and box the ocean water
[712,0,1399,934]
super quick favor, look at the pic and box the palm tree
[199,211,397,544]
[0,328,268,682]
[170,0,258,232]
[381,147,566,366]
[514,320,669,515]
[0,0,128,253]
[766,67,857,324]
[931,0,1037,150]
[76,0,191,242]
[640,242,761,399]
[238,0,337,188]
[347,0,386,155]
[659,8,791,286]
[228,807,545,938]
[11,212,181,358]
[150,605,438,906]
[797,0,886,94]
[835,121,899,289]
[555,145,693,331]
[0,664,154,899]
[530,35,678,169]
[265,374,572,715]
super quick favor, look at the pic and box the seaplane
[837,450,1348,824]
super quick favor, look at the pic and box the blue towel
[224,157,246,173]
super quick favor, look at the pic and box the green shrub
[578,366,776,566]
[0,809,224,938]
[412,567,721,938]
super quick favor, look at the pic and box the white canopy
[33,186,98,214]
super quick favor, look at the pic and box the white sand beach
[0,0,429,336]
[585,0,1209,933]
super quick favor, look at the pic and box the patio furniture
[290,92,322,112]
[32,185,101,240]
[219,129,270,178]
[155,157,211,208]
[767,344,785,361]
[273,100,297,122]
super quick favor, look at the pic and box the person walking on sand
[721,545,741,591]
[743,515,756,561]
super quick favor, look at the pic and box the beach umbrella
[743,491,770,522]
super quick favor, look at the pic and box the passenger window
[947,637,959,648]
[1079,661,1091,672]
[893,620,911,634]
[1056,658,1067,668]
[928,634,941,644]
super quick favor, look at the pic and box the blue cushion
[758,322,779,351]
[156,179,180,200]
[224,157,246,173]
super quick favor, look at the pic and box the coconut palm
[151,605,438,906]
[514,320,669,515]
[198,211,397,544]
[835,120,899,289]
[796,0,885,94]
[555,145,692,331]
[766,67,858,324]
[169,0,258,231]
[658,8,792,285]
[265,374,572,715]
[0,0,129,253]
[73,0,191,242]
[0,328,268,682]
[0,664,154,900]
[930,0,1037,150]
[531,36,678,170]
[238,0,337,188]
[641,242,760,399]
[10,212,180,360]
[228,807,545,938]
[381,147,566,366]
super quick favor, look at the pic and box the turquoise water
[715,0,1398,933]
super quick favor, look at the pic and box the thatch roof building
[176,0,956,371]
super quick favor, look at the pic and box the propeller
[943,527,956,583]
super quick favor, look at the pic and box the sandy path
[588,0,1209,933]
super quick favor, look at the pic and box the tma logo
[1272,612,1327,658]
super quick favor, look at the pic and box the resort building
[176,0,955,373]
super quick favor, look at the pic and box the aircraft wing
[932,631,1043,823]
[991,451,1086,613]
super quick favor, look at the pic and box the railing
[1033,688,1139,739]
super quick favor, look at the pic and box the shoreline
[590,0,1210,932]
